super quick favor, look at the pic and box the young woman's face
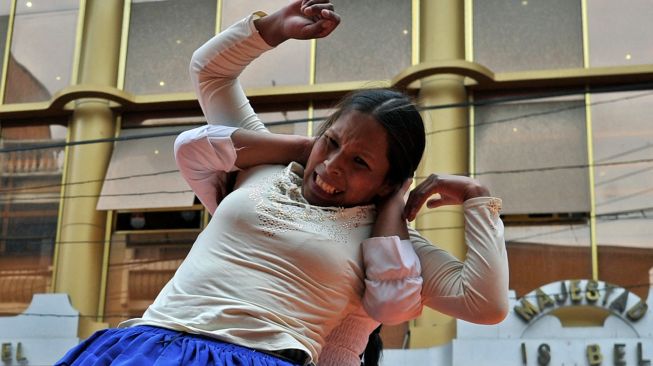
[303,110,393,207]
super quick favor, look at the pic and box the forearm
[232,129,313,169]
[320,308,380,366]
[190,14,271,131]
[371,203,409,240]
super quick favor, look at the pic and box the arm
[361,179,423,325]
[174,125,311,214]
[406,174,509,324]
[320,178,507,363]
[190,0,338,129]
[319,308,380,366]
[178,2,333,213]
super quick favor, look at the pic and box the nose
[323,154,343,176]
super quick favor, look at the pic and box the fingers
[426,194,457,209]
[319,9,341,23]
[299,11,340,39]
[298,0,340,38]
[301,1,335,17]
[403,174,489,220]
[403,189,429,222]
[403,174,441,221]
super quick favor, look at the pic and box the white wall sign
[382,280,652,366]
[0,294,79,366]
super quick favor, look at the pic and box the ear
[376,180,397,198]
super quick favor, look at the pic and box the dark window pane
[0,123,66,314]
[124,0,216,94]
[315,0,412,83]
[473,0,583,72]
[592,91,653,300]
[592,91,653,214]
[474,95,589,214]
[220,0,310,88]
[4,0,79,103]
[587,0,653,67]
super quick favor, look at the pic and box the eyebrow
[328,128,381,166]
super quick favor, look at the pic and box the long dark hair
[320,89,423,365]
[317,89,426,188]
[362,325,383,365]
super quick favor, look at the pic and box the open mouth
[315,174,342,195]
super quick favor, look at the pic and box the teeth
[316,175,339,194]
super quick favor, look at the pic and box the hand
[295,0,341,39]
[255,0,341,46]
[376,178,413,214]
[403,174,490,222]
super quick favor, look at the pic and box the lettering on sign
[0,342,28,363]
[514,280,648,323]
[520,342,650,365]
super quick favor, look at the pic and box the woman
[174,1,508,365]
[56,2,428,365]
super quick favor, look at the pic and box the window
[474,94,589,214]
[220,0,311,88]
[97,126,195,211]
[587,0,653,67]
[591,91,653,300]
[315,0,412,83]
[123,0,216,94]
[4,0,80,103]
[472,0,583,72]
[505,222,592,296]
[103,231,197,326]
[0,123,66,314]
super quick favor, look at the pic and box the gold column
[53,0,124,338]
[410,0,468,348]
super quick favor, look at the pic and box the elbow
[480,303,509,325]
[363,301,423,326]
[363,278,423,325]
[189,49,204,76]
[472,295,510,325]
[173,131,192,162]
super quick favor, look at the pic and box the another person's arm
[404,174,509,324]
[360,179,423,325]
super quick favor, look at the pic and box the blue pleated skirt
[55,325,299,366]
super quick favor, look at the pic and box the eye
[354,156,370,168]
[324,134,338,148]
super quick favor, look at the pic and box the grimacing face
[302,110,394,207]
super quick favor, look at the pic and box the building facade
[1,0,653,364]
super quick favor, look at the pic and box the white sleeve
[361,236,423,325]
[319,307,380,366]
[189,14,271,132]
[174,125,239,215]
[412,197,509,324]
[180,14,275,214]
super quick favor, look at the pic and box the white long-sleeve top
[121,14,425,364]
[170,13,509,366]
